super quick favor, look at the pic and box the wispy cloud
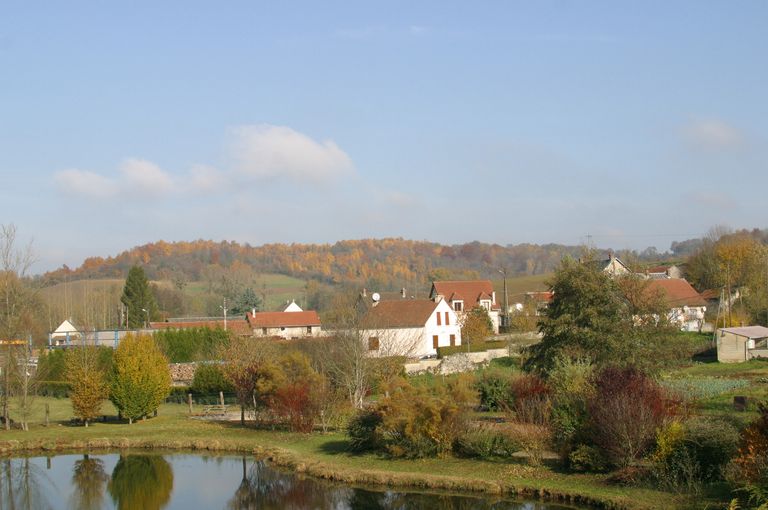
[682,118,745,149]
[228,124,354,184]
[54,169,119,197]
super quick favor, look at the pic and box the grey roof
[719,326,768,339]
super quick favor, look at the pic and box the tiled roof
[700,289,720,300]
[149,319,252,336]
[247,310,321,328]
[646,279,707,307]
[431,280,501,310]
[361,299,438,328]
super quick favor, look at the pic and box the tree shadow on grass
[316,439,352,456]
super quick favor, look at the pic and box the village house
[359,295,462,358]
[247,302,322,339]
[644,264,684,279]
[716,326,768,363]
[149,317,252,336]
[645,278,708,332]
[429,280,501,334]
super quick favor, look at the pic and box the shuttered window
[445,312,450,325]
[450,334,456,346]
[436,313,441,326]
[432,335,439,349]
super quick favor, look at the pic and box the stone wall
[403,348,511,375]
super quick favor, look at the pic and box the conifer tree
[120,266,157,328]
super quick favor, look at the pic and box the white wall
[253,325,321,339]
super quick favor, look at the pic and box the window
[262,328,267,335]
[306,326,312,334]
[453,301,463,312]
[432,335,439,349]
[444,312,450,325]
[368,337,380,351]
[436,313,441,326]
[481,300,491,310]
[450,334,456,346]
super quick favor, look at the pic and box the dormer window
[453,300,463,312]
[480,300,491,310]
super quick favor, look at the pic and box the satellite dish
[371,292,381,302]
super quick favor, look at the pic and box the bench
[202,404,229,416]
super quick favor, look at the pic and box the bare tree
[322,294,422,409]
[0,224,38,430]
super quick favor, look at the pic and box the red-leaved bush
[589,367,676,468]
[273,381,320,433]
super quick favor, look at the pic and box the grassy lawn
[1,398,682,510]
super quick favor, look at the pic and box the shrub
[727,401,768,505]
[505,422,552,466]
[454,425,521,459]
[346,379,470,458]
[547,357,596,460]
[508,373,551,425]
[191,363,233,395]
[588,367,676,468]
[271,352,324,432]
[347,408,383,452]
[568,444,608,472]
[475,368,511,411]
[437,340,507,358]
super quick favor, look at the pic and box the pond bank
[0,412,682,510]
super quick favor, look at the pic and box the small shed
[716,326,768,363]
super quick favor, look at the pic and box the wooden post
[188,393,193,414]
[219,391,225,408]
[45,403,50,427]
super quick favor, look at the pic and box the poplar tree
[120,266,157,328]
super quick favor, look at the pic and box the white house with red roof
[429,280,501,334]
[645,279,707,332]
[247,303,322,339]
[359,296,462,358]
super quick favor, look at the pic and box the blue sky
[1,1,766,272]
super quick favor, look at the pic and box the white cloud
[54,169,119,197]
[683,118,744,149]
[120,158,174,195]
[228,124,354,183]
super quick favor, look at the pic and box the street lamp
[141,308,149,329]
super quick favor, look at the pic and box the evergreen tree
[230,287,262,315]
[121,266,157,328]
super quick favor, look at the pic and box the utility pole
[498,268,509,330]
[220,298,228,331]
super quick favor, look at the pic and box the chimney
[251,307,256,316]
[401,288,406,298]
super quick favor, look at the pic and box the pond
[0,452,584,510]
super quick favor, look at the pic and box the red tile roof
[646,279,707,307]
[149,320,252,336]
[431,280,501,310]
[247,311,321,328]
[700,289,720,300]
[361,299,439,328]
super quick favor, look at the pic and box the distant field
[184,273,308,311]
[492,273,552,304]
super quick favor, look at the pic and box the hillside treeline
[42,238,669,290]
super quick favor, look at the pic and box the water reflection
[108,455,173,510]
[0,453,576,510]
[70,455,108,510]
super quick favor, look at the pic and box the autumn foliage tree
[65,346,110,426]
[109,334,171,424]
[460,306,494,345]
